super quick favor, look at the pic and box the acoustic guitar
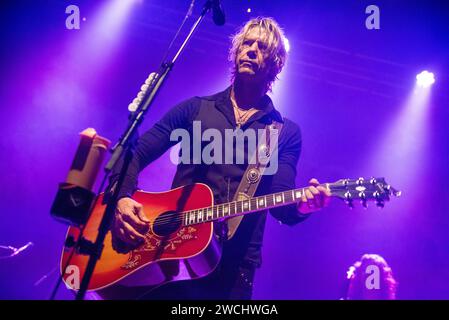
[61,177,400,299]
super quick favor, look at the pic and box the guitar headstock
[329,177,401,209]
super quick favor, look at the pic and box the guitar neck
[180,176,399,226]
[181,184,331,227]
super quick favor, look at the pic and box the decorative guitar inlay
[121,226,198,270]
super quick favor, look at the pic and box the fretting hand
[297,178,332,214]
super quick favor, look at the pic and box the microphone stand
[75,0,219,300]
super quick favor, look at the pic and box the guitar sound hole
[152,211,182,237]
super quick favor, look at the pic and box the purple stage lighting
[416,70,435,88]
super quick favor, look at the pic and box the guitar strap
[225,120,283,240]
[198,98,283,240]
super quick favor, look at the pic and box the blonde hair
[229,17,288,91]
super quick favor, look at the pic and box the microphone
[211,0,225,26]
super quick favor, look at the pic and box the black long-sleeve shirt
[110,86,306,269]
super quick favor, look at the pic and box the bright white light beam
[416,70,435,88]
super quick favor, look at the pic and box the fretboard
[181,186,328,227]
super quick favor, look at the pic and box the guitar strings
[129,184,340,228]
[149,197,275,226]
[150,188,381,229]
[147,187,323,227]
[148,185,338,227]
[141,204,251,228]
[146,202,250,227]
[116,182,384,229]
[148,197,301,228]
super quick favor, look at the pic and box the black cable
[160,0,196,64]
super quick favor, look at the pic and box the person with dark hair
[344,254,398,300]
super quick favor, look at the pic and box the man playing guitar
[105,17,330,299]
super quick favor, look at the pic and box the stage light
[283,37,290,53]
[247,8,252,13]
[416,70,435,88]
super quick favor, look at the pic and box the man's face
[235,27,271,83]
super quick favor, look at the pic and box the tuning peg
[359,191,368,209]
[344,191,353,209]
[357,177,364,185]
[370,177,377,184]
[373,191,385,208]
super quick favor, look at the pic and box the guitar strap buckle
[246,168,261,184]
